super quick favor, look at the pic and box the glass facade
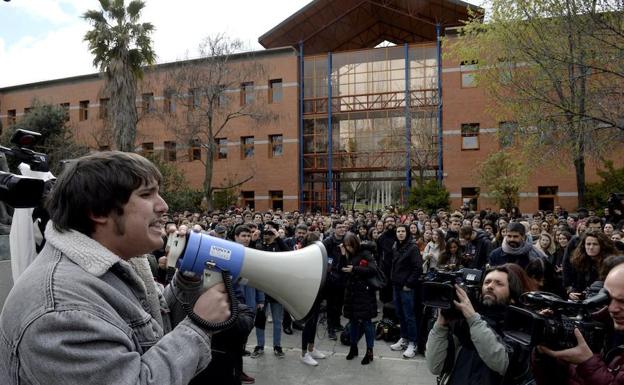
[302,44,440,211]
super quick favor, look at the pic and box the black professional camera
[503,290,610,353]
[0,129,54,208]
[422,268,483,319]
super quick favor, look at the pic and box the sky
[0,0,313,88]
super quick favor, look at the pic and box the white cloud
[0,0,316,87]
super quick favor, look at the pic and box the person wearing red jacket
[539,262,624,384]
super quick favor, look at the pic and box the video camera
[0,129,53,208]
[422,268,483,319]
[503,290,610,353]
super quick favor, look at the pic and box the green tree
[477,151,528,211]
[407,180,450,213]
[448,0,624,207]
[585,161,624,211]
[147,155,203,213]
[83,0,156,152]
[1,102,89,175]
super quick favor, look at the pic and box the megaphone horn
[174,231,328,321]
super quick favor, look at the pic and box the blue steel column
[404,43,412,199]
[327,52,333,213]
[299,41,305,211]
[436,24,444,182]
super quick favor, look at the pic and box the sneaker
[328,330,337,341]
[301,352,319,366]
[274,346,285,358]
[309,348,327,359]
[403,342,416,359]
[390,338,408,351]
[240,372,255,384]
[250,346,264,358]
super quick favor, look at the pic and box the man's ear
[89,212,108,225]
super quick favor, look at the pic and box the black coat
[390,239,422,288]
[343,245,378,320]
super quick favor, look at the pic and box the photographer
[425,265,529,385]
[538,262,624,384]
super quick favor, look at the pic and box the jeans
[350,319,375,349]
[393,286,418,343]
[256,302,283,347]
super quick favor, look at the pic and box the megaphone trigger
[202,261,225,289]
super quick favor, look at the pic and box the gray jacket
[0,224,213,385]
[426,313,510,383]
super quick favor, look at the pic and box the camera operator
[538,261,624,385]
[425,265,530,385]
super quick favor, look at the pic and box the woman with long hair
[422,229,445,272]
[565,230,617,300]
[340,233,378,365]
[535,232,556,261]
[389,224,422,359]
[437,238,464,269]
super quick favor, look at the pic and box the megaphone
[170,231,327,321]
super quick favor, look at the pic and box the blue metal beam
[327,52,333,213]
[404,43,412,200]
[299,41,305,211]
[436,24,444,182]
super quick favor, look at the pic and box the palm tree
[83,0,155,152]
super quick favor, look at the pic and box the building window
[241,136,254,158]
[164,141,177,162]
[538,186,558,212]
[59,103,70,122]
[241,191,255,210]
[461,187,479,211]
[241,82,254,106]
[269,134,283,157]
[216,138,228,159]
[163,89,176,113]
[189,88,201,111]
[141,142,154,158]
[269,79,283,103]
[461,123,480,150]
[270,190,283,211]
[460,60,478,88]
[499,121,517,148]
[79,100,89,121]
[7,109,16,125]
[99,98,109,119]
[142,93,155,114]
[189,138,201,161]
[99,145,111,151]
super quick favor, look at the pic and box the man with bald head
[539,261,624,384]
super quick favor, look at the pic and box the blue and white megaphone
[169,231,327,321]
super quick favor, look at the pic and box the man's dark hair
[586,216,602,226]
[295,223,308,232]
[332,220,344,228]
[234,224,252,237]
[264,221,278,231]
[47,151,162,236]
[459,225,474,239]
[506,222,526,236]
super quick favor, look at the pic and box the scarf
[501,237,533,256]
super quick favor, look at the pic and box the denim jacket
[0,223,213,385]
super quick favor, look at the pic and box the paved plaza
[242,316,437,385]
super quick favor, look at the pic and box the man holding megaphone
[0,151,327,385]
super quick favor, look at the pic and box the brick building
[0,0,617,213]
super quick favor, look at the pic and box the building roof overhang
[259,0,483,55]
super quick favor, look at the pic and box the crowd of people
[2,150,624,385]
[149,199,624,384]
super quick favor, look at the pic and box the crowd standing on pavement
[150,197,624,384]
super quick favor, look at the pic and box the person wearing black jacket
[341,233,378,365]
[389,224,423,359]
[376,216,397,305]
[322,221,348,340]
[459,226,492,269]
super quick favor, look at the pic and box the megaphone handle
[182,270,240,331]
[202,267,224,290]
